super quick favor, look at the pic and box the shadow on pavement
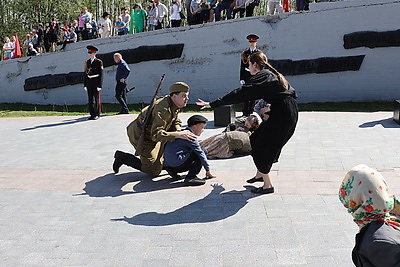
[20,117,88,131]
[359,118,400,128]
[110,184,261,226]
[20,114,119,131]
[76,171,191,197]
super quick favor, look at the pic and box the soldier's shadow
[110,185,261,226]
[76,171,190,198]
[21,117,88,131]
[359,117,400,128]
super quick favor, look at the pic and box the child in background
[115,17,126,36]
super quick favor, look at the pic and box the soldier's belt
[87,74,100,79]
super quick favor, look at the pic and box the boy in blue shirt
[60,27,77,51]
[163,115,216,185]
[115,17,126,36]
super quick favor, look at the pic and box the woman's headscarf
[339,164,400,231]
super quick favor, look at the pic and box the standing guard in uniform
[240,34,261,117]
[84,45,103,120]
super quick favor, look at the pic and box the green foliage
[0,0,301,44]
[0,0,140,41]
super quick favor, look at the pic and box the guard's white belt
[87,74,100,79]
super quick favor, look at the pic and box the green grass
[0,101,395,118]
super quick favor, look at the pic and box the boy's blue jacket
[163,127,210,171]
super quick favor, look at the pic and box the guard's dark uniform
[84,50,103,119]
[240,47,260,84]
[210,68,298,174]
[240,34,261,116]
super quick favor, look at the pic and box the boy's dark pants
[170,152,202,179]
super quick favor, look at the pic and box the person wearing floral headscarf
[339,164,400,267]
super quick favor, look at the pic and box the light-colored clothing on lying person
[200,131,251,159]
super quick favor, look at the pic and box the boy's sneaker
[184,176,206,186]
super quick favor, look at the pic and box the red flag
[283,0,289,12]
[14,34,22,58]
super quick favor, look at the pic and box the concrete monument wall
[0,0,399,105]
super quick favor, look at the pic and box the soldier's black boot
[124,152,142,171]
[113,150,124,173]
[113,150,142,173]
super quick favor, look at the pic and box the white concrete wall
[1,0,399,105]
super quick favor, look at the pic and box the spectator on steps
[2,37,13,60]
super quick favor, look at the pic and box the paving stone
[1,112,399,266]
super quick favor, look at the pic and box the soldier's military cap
[187,114,208,126]
[169,82,190,93]
[246,34,259,42]
[86,45,98,53]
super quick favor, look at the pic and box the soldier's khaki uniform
[127,95,182,176]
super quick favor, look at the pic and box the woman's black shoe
[251,186,274,194]
[246,177,263,183]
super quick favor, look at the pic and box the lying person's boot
[164,167,182,180]
[184,176,206,186]
[113,150,142,173]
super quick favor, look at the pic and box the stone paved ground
[0,111,399,266]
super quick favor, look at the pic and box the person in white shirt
[170,0,183,27]
[2,37,13,60]
[154,0,168,29]
[9,36,16,59]
[98,11,112,38]
[23,34,32,55]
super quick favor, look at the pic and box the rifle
[134,74,165,156]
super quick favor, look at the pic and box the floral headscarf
[339,164,400,231]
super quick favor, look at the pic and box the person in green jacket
[130,3,147,33]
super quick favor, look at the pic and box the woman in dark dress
[196,51,298,194]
